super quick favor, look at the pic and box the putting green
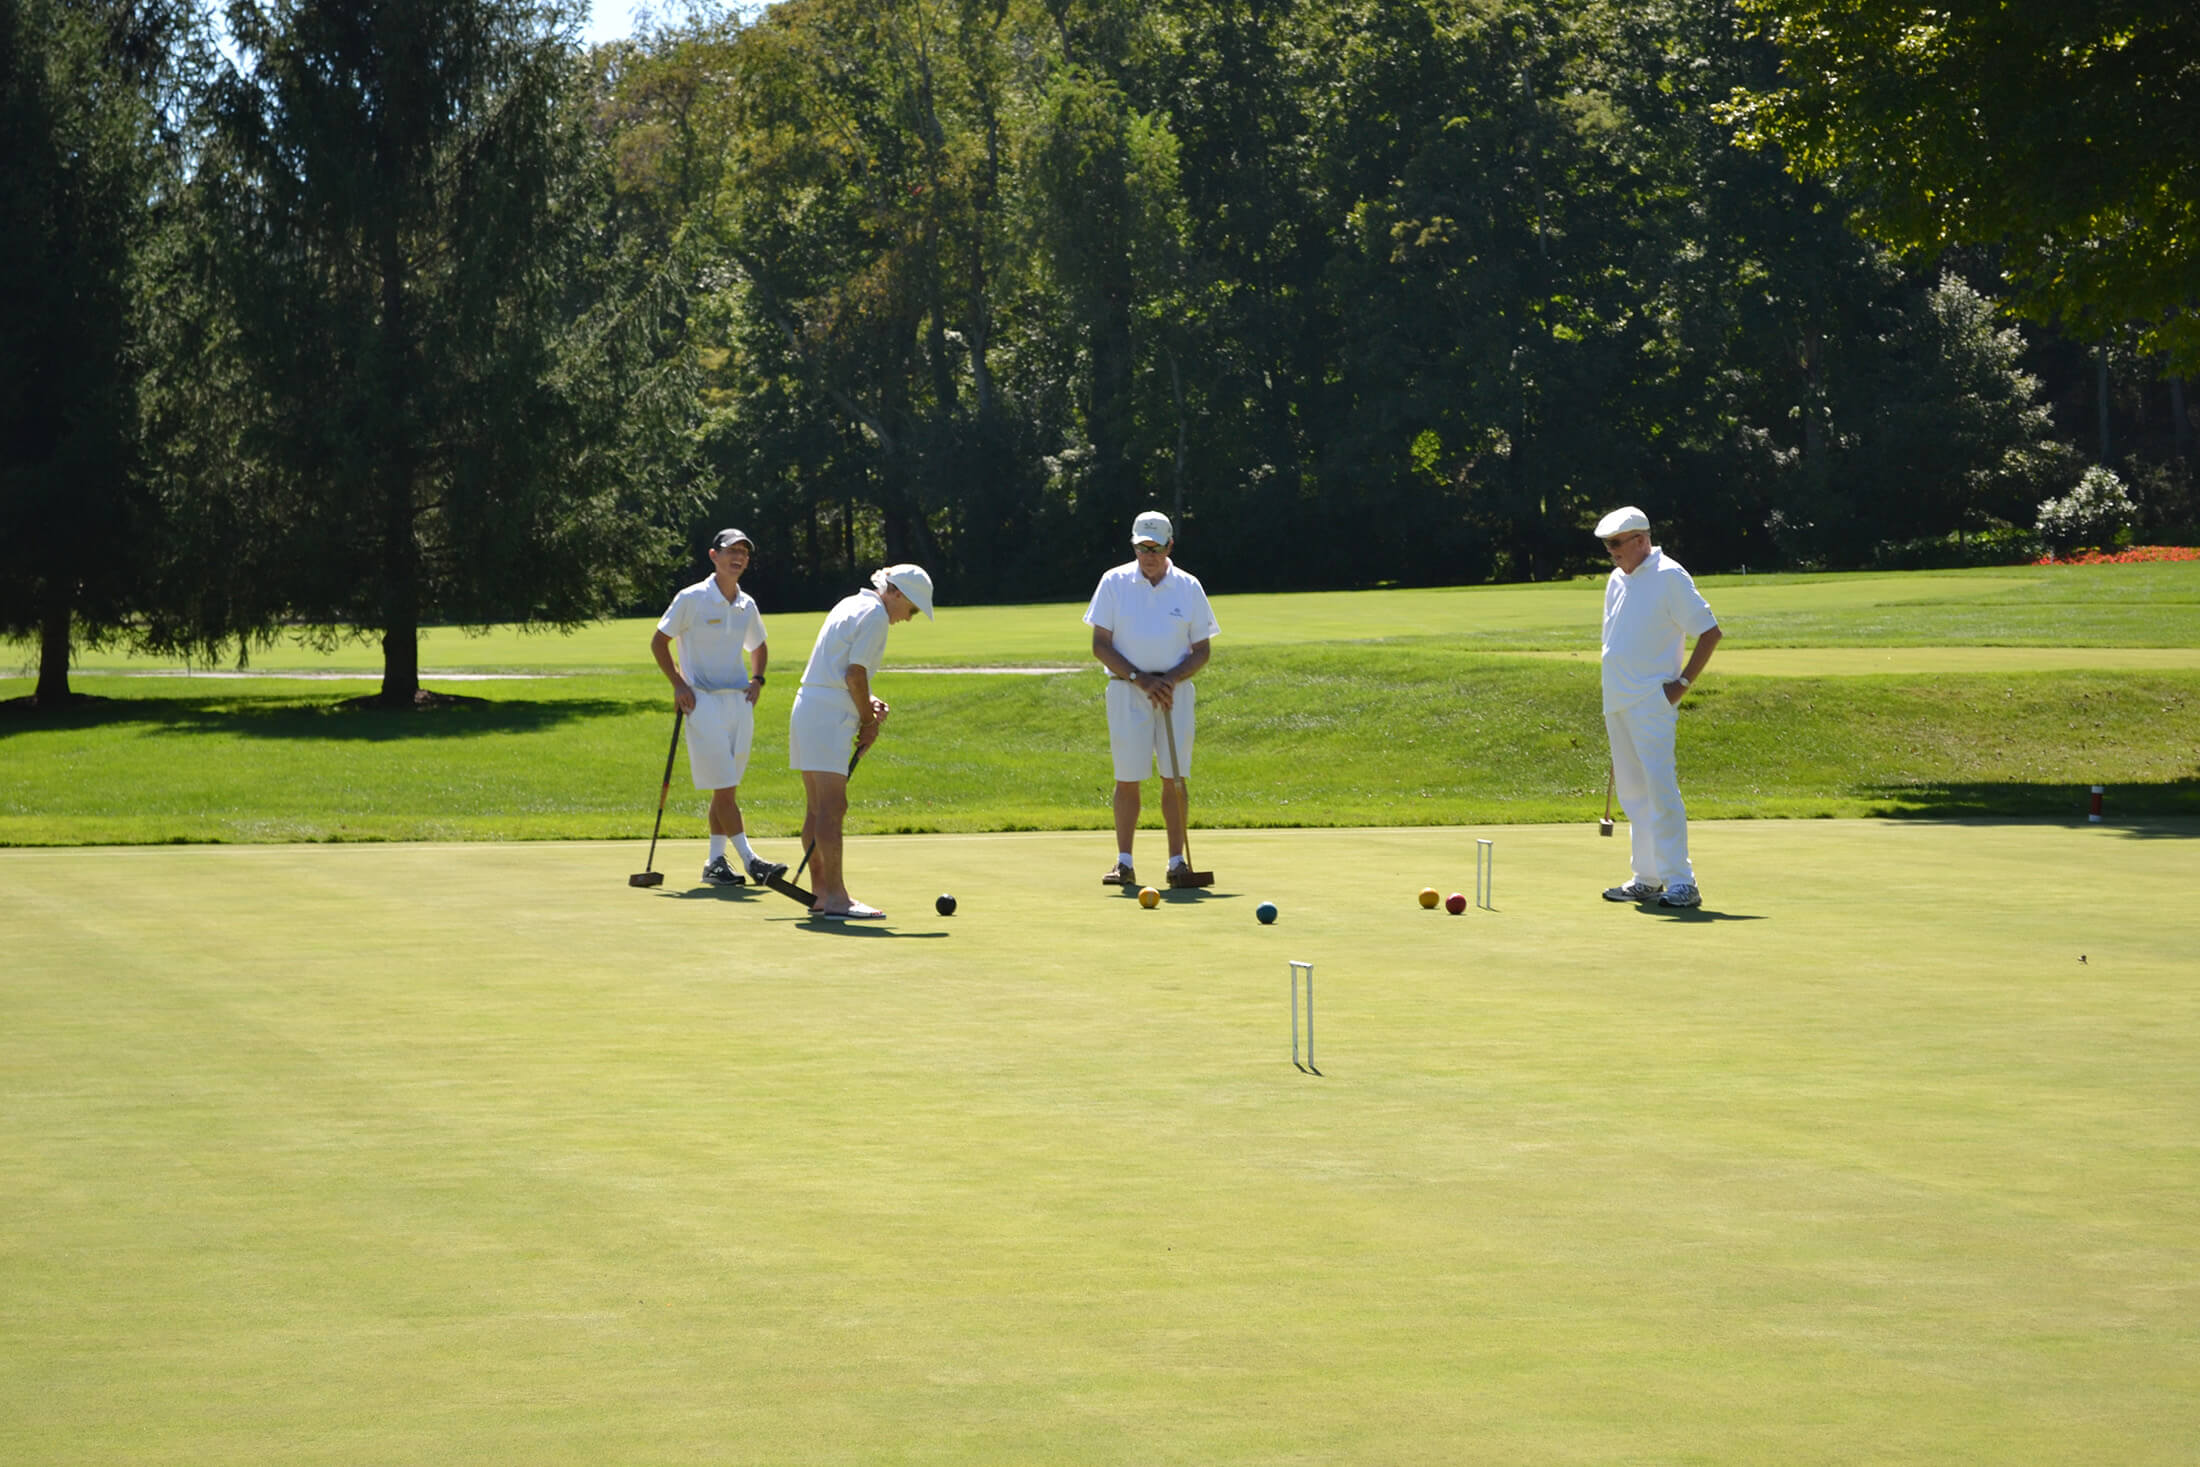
[3,822,2194,1463]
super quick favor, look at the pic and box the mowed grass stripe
[2,656,2194,844]
[2,824,2194,1462]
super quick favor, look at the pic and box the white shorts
[1105,677,1197,783]
[684,688,754,790]
[788,686,859,774]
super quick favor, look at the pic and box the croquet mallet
[630,706,685,886]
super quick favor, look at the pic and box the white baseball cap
[1594,506,1650,539]
[882,563,935,620]
[1130,510,1172,546]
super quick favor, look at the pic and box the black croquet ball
[936,893,957,916]
[1256,900,1278,925]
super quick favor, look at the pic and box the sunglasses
[1134,542,1166,553]
[1603,534,1643,549]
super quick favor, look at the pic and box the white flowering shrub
[2036,467,2135,554]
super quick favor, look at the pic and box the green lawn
[4,822,2194,1463]
[4,563,2197,845]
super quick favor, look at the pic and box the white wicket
[1290,960,1319,1075]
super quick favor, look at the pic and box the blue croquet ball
[1255,900,1278,925]
[936,893,957,916]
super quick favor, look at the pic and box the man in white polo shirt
[650,528,789,889]
[1085,510,1221,888]
[1596,506,1722,908]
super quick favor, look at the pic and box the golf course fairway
[3,820,2193,1463]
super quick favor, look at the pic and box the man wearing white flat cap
[1085,510,1220,888]
[1595,506,1721,908]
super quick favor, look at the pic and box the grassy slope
[2,563,2195,844]
[3,825,2194,1463]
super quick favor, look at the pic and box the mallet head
[629,872,665,888]
[1598,817,1615,837]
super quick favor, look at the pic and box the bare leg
[1160,777,1188,864]
[708,787,743,837]
[1113,780,1143,863]
[803,770,856,912]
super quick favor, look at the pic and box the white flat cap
[1594,506,1650,539]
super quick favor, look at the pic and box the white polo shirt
[657,577,767,693]
[1601,547,1716,712]
[1083,561,1220,674]
[798,589,892,692]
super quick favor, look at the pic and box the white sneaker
[1658,883,1703,908]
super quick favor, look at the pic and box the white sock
[1119,851,1135,869]
[1168,853,1187,870]
[709,835,727,863]
[732,834,759,867]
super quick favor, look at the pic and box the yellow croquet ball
[1418,886,1440,909]
[1139,886,1161,908]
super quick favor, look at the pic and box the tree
[0,0,199,705]
[1724,0,2200,375]
[205,0,690,704]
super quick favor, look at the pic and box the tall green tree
[206,0,689,704]
[0,0,199,705]
[1724,0,2200,375]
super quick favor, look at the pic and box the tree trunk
[2097,339,2112,465]
[2170,377,2190,465]
[34,597,71,705]
[381,621,420,705]
[375,202,420,707]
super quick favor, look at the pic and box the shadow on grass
[1638,906,1765,923]
[1863,780,2200,826]
[0,690,637,742]
[786,917,951,937]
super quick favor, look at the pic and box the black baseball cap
[711,528,755,552]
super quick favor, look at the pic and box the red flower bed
[2035,545,2200,566]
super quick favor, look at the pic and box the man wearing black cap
[650,529,789,889]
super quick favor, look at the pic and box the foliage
[1868,525,2044,571]
[1722,0,2200,374]
[197,0,695,701]
[0,0,205,701]
[2036,465,2137,555]
[2038,545,2200,567]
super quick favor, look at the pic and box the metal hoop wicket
[1475,838,1495,909]
[1290,960,1320,1075]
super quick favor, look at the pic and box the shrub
[2036,467,2136,554]
[1870,524,2044,569]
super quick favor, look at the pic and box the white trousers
[1606,697,1693,889]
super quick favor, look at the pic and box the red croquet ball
[1445,892,1467,915]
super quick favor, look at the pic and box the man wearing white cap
[787,563,935,919]
[1595,506,1722,907]
[651,528,788,889]
[1085,510,1220,888]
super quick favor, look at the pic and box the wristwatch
[1675,675,1691,688]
